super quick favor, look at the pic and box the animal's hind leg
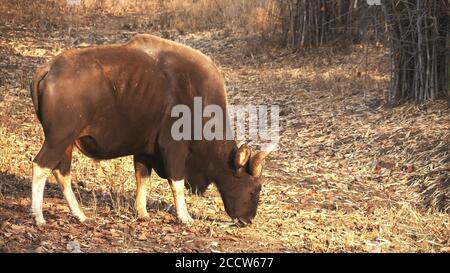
[31,140,69,226]
[133,155,151,220]
[31,162,51,226]
[52,144,86,223]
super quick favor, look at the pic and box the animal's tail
[30,65,50,121]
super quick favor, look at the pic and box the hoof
[79,217,94,225]
[32,209,46,227]
[137,213,150,221]
[35,218,46,227]
[76,213,87,223]
[178,214,194,225]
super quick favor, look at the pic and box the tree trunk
[384,0,448,104]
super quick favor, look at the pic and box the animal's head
[214,142,276,226]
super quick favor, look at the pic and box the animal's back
[126,34,228,106]
[31,43,170,159]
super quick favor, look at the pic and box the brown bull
[29,34,274,227]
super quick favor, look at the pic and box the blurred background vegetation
[2,0,447,104]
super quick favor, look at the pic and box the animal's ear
[234,143,251,169]
[249,143,277,177]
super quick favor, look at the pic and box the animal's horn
[249,142,277,177]
[236,140,246,148]
[234,143,251,169]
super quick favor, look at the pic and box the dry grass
[162,0,275,32]
[0,5,449,253]
[0,0,281,39]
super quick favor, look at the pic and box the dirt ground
[0,13,449,253]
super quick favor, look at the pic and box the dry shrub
[164,0,224,30]
[163,0,273,32]
[81,0,161,15]
[251,7,271,33]
[0,0,161,29]
[1,0,285,42]
[1,0,70,28]
[1,0,388,48]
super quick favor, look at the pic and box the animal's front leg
[168,179,193,224]
[133,156,151,219]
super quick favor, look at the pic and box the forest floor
[0,11,449,253]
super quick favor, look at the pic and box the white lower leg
[169,179,193,224]
[135,183,149,219]
[54,170,86,222]
[31,163,51,226]
[134,164,150,219]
